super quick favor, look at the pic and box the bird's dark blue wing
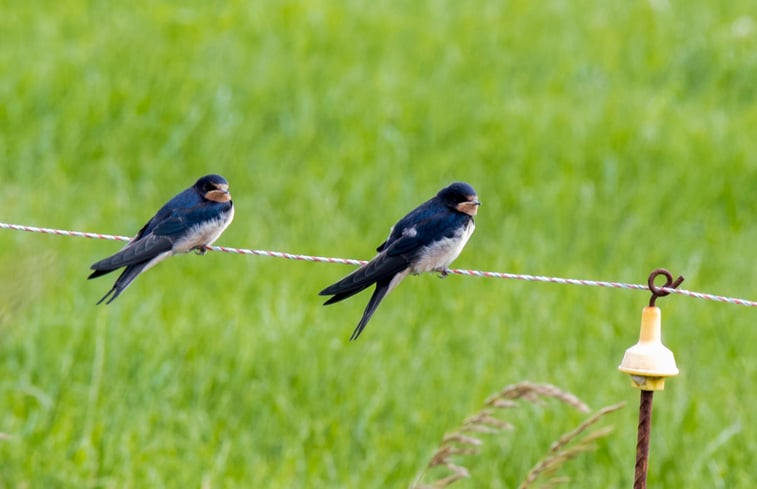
[320,252,410,303]
[134,187,198,239]
[89,202,229,274]
[89,231,174,273]
[382,203,470,257]
[321,199,469,303]
[376,197,436,252]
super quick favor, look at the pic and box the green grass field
[2,1,757,487]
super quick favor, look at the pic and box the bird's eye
[203,182,216,193]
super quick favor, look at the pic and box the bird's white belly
[410,220,475,274]
[173,206,235,253]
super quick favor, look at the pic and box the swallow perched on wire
[319,182,480,340]
[88,174,235,304]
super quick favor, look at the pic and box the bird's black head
[195,174,231,203]
[437,182,480,216]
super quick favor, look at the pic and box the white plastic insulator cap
[618,306,679,377]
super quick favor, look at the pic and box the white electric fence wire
[2,221,756,308]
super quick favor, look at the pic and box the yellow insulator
[618,306,679,391]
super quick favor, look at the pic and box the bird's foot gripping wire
[437,268,451,278]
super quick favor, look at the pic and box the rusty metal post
[633,390,654,489]
[619,269,682,488]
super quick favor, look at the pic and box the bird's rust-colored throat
[206,185,232,203]
[456,196,480,216]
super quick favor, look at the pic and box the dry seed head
[413,383,616,489]
[442,433,483,446]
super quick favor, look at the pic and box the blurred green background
[1,0,756,487]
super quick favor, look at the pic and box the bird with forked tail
[89,174,234,304]
[319,182,480,340]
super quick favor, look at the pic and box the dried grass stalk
[413,382,621,489]
[486,382,590,413]
[518,403,626,489]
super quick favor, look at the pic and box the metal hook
[648,268,684,307]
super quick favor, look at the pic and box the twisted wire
[3,221,757,307]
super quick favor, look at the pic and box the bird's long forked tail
[349,281,391,341]
[96,287,118,305]
[92,261,150,305]
[320,283,372,306]
[319,253,411,340]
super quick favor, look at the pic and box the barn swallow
[319,182,480,340]
[88,174,235,304]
